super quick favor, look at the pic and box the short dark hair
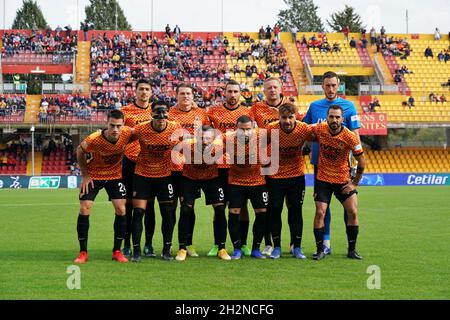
[236,115,252,125]
[322,71,339,82]
[107,109,124,120]
[278,103,298,115]
[225,80,241,90]
[327,104,343,115]
[152,100,169,110]
[176,83,193,94]
[202,125,214,132]
[135,78,152,89]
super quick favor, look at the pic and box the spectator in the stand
[429,92,438,102]
[380,26,386,37]
[258,26,265,40]
[265,25,272,39]
[438,51,445,62]
[408,96,415,107]
[435,28,441,40]
[82,22,90,41]
[174,25,181,42]
[369,97,380,112]
[291,26,298,42]
[425,46,434,58]
[55,25,62,37]
[370,27,376,46]
[332,42,341,52]
[349,37,357,48]
[394,72,402,84]
[439,94,447,103]
[273,24,281,40]
[0,154,7,167]
[343,26,350,41]
[165,24,171,37]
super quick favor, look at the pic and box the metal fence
[37,109,109,125]
[0,82,27,94]
[358,83,401,95]
[41,82,86,94]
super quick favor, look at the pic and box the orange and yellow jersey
[134,120,183,178]
[249,97,304,129]
[266,121,313,179]
[225,129,267,187]
[80,127,133,180]
[207,103,252,168]
[168,105,210,171]
[121,102,152,162]
[313,122,364,184]
[181,138,221,181]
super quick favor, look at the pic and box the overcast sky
[1,0,449,34]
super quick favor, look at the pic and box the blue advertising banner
[0,176,82,189]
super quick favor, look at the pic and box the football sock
[113,214,126,252]
[178,204,192,250]
[239,221,249,246]
[214,205,227,250]
[144,201,155,246]
[252,212,267,251]
[288,205,303,248]
[324,206,331,241]
[187,208,196,246]
[346,225,359,252]
[77,214,89,252]
[270,202,283,248]
[124,203,133,247]
[314,227,325,253]
[228,213,241,250]
[160,203,175,253]
[131,208,145,254]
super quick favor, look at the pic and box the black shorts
[172,171,201,200]
[180,177,225,206]
[79,179,127,201]
[266,176,306,207]
[228,184,268,210]
[314,179,358,204]
[122,156,136,199]
[218,168,229,200]
[133,174,175,202]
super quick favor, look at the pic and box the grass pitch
[0,186,449,300]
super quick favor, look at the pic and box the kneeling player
[311,105,366,261]
[226,116,269,259]
[176,125,230,261]
[74,110,133,264]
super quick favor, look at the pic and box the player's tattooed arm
[76,145,94,196]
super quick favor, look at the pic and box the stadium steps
[27,152,42,176]
[282,37,308,93]
[75,41,91,93]
[369,46,395,85]
[384,55,411,95]
[24,95,42,123]
[356,46,374,67]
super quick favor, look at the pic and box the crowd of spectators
[1,27,77,58]
[0,136,29,167]
[0,95,26,116]
[299,34,341,53]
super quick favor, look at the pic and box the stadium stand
[0,94,26,123]
[0,139,28,175]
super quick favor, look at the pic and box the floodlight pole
[31,126,35,176]
[115,3,118,31]
[406,10,409,34]
[150,0,154,32]
[221,0,224,33]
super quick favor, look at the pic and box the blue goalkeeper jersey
[303,97,361,165]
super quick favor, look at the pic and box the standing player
[175,125,231,261]
[74,110,133,264]
[131,101,183,262]
[311,105,365,260]
[303,71,361,255]
[249,77,304,256]
[121,79,155,258]
[168,83,210,258]
[206,80,253,257]
[266,103,313,259]
[226,115,269,260]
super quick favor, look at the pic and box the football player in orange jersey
[266,103,313,259]
[169,83,210,258]
[120,79,156,258]
[175,125,231,261]
[311,105,366,261]
[206,80,253,257]
[130,101,183,262]
[226,115,270,260]
[74,110,134,264]
[249,77,300,256]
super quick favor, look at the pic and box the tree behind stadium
[327,5,365,32]
[12,0,48,30]
[277,0,324,32]
[83,0,132,31]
